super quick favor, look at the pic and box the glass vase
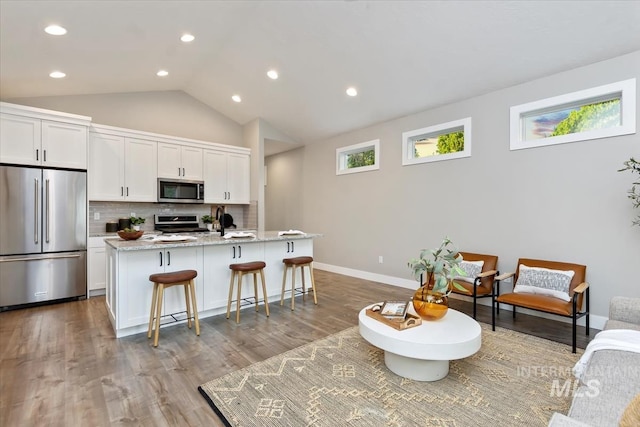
[412,284,449,320]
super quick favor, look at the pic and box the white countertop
[104,231,321,251]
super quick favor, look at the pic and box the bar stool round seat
[227,261,270,323]
[147,269,200,347]
[281,256,318,310]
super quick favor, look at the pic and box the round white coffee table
[358,304,481,381]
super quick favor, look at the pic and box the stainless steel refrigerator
[0,165,87,309]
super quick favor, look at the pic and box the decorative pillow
[455,260,484,284]
[620,393,640,427]
[513,264,574,302]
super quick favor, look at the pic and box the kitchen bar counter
[105,231,320,251]
[104,231,320,338]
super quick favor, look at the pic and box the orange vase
[412,284,449,320]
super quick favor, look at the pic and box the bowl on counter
[117,230,144,241]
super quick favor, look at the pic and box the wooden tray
[365,308,422,330]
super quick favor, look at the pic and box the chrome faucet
[215,205,225,236]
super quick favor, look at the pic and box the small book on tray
[378,301,409,319]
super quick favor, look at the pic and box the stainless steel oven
[157,178,204,203]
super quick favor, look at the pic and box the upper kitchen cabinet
[0,103,91,169]
[203,149,250,204]
[89,127,157,202]
[157,142,203,181]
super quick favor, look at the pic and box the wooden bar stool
[227,261,270,323]
[147,269,200,347]
[281,256,318,310]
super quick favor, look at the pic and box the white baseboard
[313,262,607,330]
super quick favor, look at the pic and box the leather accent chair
[450,252,499,321]
[493,258,589,353]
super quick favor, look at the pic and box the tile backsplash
[89,201,257,235]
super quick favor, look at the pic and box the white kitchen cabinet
[114,246,203,330]
[203,149,250,204]
[264,239,313,301]
[0,114,41,166]
[41,120,88,169]
[202,242,264,311]
[158,142,203,181]
[89,132,157,202]
[88,236,107,295]
[0,113,87,169]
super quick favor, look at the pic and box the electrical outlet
[94,212,100,220]
[130,212,136,217]
[378,256,383,264]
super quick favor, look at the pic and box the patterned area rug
[199,323,583,426]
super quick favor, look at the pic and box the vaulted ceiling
[1,1,639,144]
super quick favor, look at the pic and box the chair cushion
[513,264,574,302]
[456,259,484,284]
[496,292,573,316]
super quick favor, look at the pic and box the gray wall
[267,50,640,319]
[6,90,244,147]
[265,147,305,231]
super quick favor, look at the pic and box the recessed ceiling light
[156,70,169,77]
[180,34,195,43]
[49,71,66,79]
[267,69,279,80]
[44,25,67,36]
[232,95,242,103]
[346,87,358,97]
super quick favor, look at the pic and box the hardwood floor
[0,270,596,426]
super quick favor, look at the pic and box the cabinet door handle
[121,187,124,196]
[291,241,294,252]
[36,149,39,161]
[232,246,236,259]
[238,245,242,258]
[44,150,47,162]
[286,242,290,253]
[178,167,181,177]
[167,251,171,266]
[159,252,163,266]
[126,187,129,196]
[182,167,185,177]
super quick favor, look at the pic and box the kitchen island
[105,231,320,338]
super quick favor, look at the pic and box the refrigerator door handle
[45,179,50,243]
[0,253,82,262]
[34,178,39,244]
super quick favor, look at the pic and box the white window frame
[510,78,636,151]
[402,117,472,166]
[336,139,380,175]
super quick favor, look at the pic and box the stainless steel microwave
[157,178,204,203]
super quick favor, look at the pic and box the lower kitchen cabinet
[264,239,313,300]
[108,245,203,331]
[88,236,107,296]
[203,242,265,311]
